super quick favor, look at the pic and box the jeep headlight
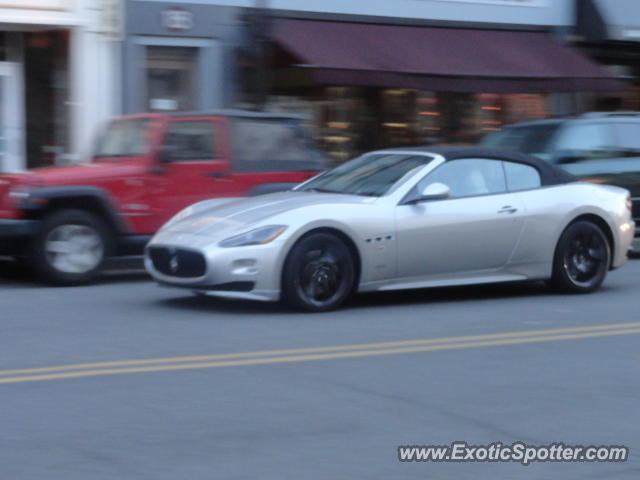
[219,225,287,248]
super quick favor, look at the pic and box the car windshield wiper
[306,187,341,193]
[306,187,380,197]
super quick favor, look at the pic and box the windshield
[480,123,560,159]
[297,153,433,197]
[94,118,153,159]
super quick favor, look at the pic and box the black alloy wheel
[282,232,355,312]
[550,220,610,293]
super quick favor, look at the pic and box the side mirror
[420,182,451,200]
[405,182,451,204]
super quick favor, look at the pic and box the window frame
[160,116,221,163]
[403,157,510,204]
[502,160,542,193]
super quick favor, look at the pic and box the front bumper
[144,234,283,302]
[0,218,39,255]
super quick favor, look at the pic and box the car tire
[549,220,611,294]
[29,209,112,285]
[282,232,355,312]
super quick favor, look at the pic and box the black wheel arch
[20,186,127,236]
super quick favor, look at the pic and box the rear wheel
[549,220,610,293]
[282,233,355,312]
[29,209,112,285]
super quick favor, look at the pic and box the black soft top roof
[380,146,576,186]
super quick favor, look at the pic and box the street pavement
[1,259,639,479]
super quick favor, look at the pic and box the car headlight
[219,225,287,248]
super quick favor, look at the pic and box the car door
[153,116,241,229]
[395,159,526,279]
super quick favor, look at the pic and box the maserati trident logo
[169,248,179,274]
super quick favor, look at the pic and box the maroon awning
[271,19,624,93]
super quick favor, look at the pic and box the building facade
[575,0,640,112]
[120,0,628,164]
[0,0,121,172]
[122,0,241,114]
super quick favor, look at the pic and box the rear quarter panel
[510,183,631,277]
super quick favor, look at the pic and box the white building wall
[0,0,121,170]
[69,1,122,160]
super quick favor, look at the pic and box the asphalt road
[1,259,639,479]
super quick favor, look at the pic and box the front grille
[148,246,206,278]
[202,282,254,292]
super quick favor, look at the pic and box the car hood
[0,161,147,189]
[163,191,376,238]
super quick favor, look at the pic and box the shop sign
[0,0,70,9]
[433,0,548,6]
[161,7,194,33]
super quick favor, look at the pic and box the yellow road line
[1,326,639,385]
[1,321,640,378]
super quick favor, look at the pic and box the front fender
[19,185,127,233]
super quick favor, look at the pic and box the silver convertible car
[145,147,634,311]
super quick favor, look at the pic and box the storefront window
[416,92,442,145]
[267,84,551,164]
[380,89,417,147]
[318,87,368,164]
[146,46,198,112]
[474,93,549,140]
[25,30,69,168]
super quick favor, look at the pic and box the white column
[68,22,119,163]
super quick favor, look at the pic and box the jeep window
[94,118,152,159]
[163,121,215,162]
[232,120,317,172]
[480,123,559,159]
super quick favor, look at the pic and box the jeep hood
[29,162,145,185]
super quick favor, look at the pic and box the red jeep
[0,110,325,284]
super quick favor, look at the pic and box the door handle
[498,206,518,214]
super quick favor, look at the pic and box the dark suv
[480,112,640,253]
